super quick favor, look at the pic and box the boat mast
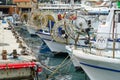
[71,0,74,5]
[112,10,116,58]
[71,0,74,10]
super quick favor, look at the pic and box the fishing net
[51,19,74,44]
[32,11,58,30]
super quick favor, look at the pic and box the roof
[13,0,31,2]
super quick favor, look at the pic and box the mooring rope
[46,55,70,80]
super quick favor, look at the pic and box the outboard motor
[61,30,68,39]
[84,20,93,45]
[87,20,91,27]
[84,28,91,45]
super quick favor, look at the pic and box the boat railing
[38,4,82,10]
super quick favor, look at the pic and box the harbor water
[14,24,90,80]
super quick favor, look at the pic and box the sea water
[14,25,90,80]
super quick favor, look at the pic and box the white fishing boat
[0,18,42,80]
[35,11,66,53]
[25,24,37,35]
[66,7,120,80]
[36,11,100,54]
[36,18,67,53]
[37,30,67,53]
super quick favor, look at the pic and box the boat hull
[44,39,67,53]
[37,32,67,53]
[73,50,120,80]
[25,24,36,35]
[66,46,81,68]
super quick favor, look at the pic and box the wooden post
[12,49,18,59]
[19,41,23,48]
[2,50,7,60]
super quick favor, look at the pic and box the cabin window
[118,13,120,22]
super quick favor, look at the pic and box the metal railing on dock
[38,4,82,10]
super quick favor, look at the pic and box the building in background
[38,0,81,4]
[13,0,32,14]
[0,0,17,15]
[13,0,38,16]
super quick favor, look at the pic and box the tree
[0,0,13,5]
[7,0,13,5]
